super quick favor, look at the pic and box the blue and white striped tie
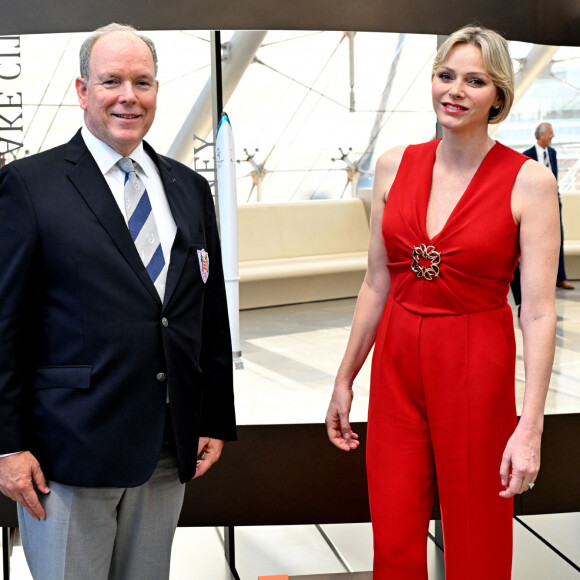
[543,150,550,168]
[118,157,166,301]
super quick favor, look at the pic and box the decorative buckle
[411,244,441,280]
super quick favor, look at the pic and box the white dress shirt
[81,125,177,275]
[535,144,551,169]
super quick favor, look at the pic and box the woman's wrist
[517,414,544,435]
[333,379,354,393]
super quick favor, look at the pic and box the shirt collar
[81,125,150,177]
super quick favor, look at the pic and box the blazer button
[156,372,167,382]
[161,317,169,327]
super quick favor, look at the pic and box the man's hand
[193,438,224,479]
[0,452,50,520]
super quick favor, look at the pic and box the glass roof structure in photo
[2,30,580,201]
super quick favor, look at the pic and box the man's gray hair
[79,23,158,81]
[534,122,551,140]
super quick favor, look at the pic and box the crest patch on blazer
[197,249,209,283]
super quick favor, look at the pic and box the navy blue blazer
[522,145,558,181]
[0,130,236,486]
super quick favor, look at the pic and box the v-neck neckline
[423,140,497,242]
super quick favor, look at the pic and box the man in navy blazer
[0,23,236,579]
[523,122,573,289]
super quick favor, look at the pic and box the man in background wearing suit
[0,23,236,579]
[523,122,573,290]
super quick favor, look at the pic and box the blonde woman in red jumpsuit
[326,26,560,579]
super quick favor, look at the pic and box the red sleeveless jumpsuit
[367,140,528,579]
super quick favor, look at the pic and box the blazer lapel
[65,131,162,305]
[145,143,191,308]
[549,147,558,180]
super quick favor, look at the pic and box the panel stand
[2,527,13,580]
[224,525,240,580]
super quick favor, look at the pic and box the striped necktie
[543,150,550,168]
[118,157,166,301]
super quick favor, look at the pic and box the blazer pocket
[32,366,92,390]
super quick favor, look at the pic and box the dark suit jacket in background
[522,145,558,182]
[0,129,236,487]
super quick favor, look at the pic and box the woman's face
[432,43,502,133]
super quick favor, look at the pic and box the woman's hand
[326,384,360,451]
[499,422,542,498]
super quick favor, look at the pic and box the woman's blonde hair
[432,25,514,124]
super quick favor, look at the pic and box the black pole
[212,30,224,120]
[210,30,224,222]
[435,35,447,140]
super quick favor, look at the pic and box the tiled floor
[4,288,580,578]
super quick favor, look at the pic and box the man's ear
[75,77,89,111]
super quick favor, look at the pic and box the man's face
[538,124,554,148]
[75,32,159,156]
